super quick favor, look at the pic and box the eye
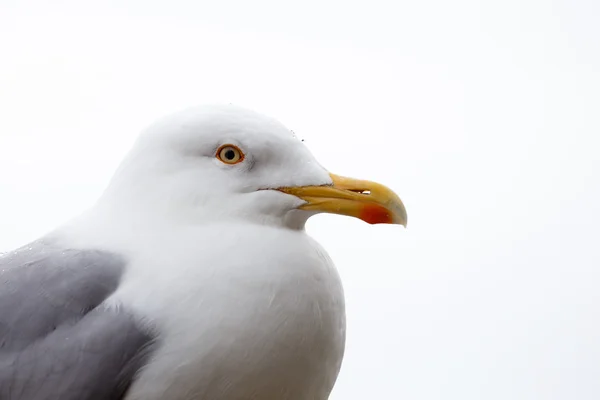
[216,144,244,164]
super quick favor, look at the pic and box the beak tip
[394,205,408,228]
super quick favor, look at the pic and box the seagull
[0,105,407,400]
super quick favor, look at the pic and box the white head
[97,105,406,230]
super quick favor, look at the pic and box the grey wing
[0,241,156,400]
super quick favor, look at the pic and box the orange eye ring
[216,144,245,164]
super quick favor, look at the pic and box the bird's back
[0,240,156,400]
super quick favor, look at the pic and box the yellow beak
[279,173,407,226]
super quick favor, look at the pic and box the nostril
[349,189,371,195]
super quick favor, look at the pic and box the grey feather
[0,240,157,400]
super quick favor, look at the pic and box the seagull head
[99,105,407,229]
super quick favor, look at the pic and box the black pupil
[224,149,236,160]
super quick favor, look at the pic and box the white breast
[88,222,345,400]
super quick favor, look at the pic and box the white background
[1,1,599,399]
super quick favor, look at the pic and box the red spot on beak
[359,204,393,224]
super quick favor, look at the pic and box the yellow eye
[216,144,244,164]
